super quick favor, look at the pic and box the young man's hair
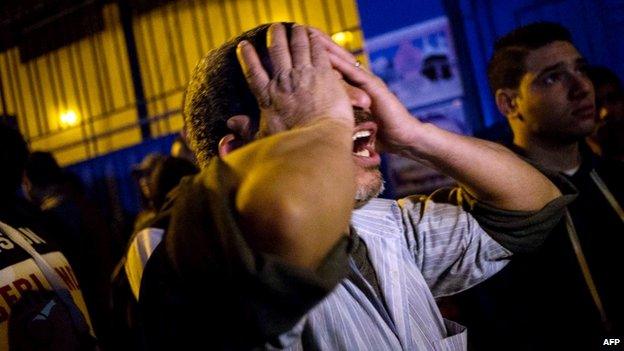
[0,123,29,196]
[587,65,623,92]
[487,22,573,93]
[183,23,294,167]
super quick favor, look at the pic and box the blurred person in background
[23,150,113,349]
[587,65,624,161]
[0,123,97,350]
[110,155,197,350]
[131,153,165,232]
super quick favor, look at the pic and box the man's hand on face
[310,28,422,155]
[236,23,354,137]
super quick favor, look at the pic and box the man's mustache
[353,107,375,124]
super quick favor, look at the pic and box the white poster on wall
[366,16,469,196]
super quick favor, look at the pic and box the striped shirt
[271,194,512,350]
[136,169,568,350]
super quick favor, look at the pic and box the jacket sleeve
[163,157,352,348]
[400,177,575,298]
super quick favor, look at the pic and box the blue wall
[357,0,445,38]
[448,0,624,132]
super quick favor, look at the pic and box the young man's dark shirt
[452,144,624,351]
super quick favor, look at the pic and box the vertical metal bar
[335,0,348,29]
[231,1,242,34]
[87,39,110,151]
[110,7,132,106]
[95,33,115,111]
[6,51,30,137]
[118,0,151,140]
[200,0,216,50]
[53,51,70,122]
[67,43,93,157]
[74,44,99,153]
[31,60,50,133]
[172,1,190,83]
[263,0,273,22]
[45,55,62,123]
[89,37,112,123]
[135,19,154,105]
[24,61,44,136]
[160,5,180,133]
[320,0,334,32]
[298,0,309,25]
[146,12,167,135]
[285,0,295,21]
[190,0,206,56]
[163,5,182,89]
[3,54,17,117]
[251,0,262,25]
[219,0,232,39]
[0,65,8,116]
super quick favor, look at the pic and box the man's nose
[345,84,372,110]
[569,74,593,100]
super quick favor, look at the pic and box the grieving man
[136,23,569,350]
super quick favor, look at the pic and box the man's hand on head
[236,23,354,138]
[309,27,423,155]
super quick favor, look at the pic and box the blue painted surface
[450,0,624,131]
[65,133,177,242]
[357,0,445,38]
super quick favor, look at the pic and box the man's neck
[514,135,582,173]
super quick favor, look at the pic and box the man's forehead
[524,40,583,73]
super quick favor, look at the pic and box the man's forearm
[398,122,561,211]
[224,119,355,269]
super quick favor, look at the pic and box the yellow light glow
[60,110,79,128]
[331,31,354,48]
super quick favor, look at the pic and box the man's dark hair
[0,123,29,196]
[487,22,573,93]
[184,23,294,167]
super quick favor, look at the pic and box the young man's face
[514,41,596,143]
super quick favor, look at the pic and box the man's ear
[495,89,522,121]
[218,115,254,157]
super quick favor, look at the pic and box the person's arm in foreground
[314,30,561,211]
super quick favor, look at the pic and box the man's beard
[354,167,385,208]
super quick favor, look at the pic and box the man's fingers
[308,27,356,63]
[290,25,311,67]
[237,40,270,106]
[309,30,331,68]
[267,23,292,74]
[329,52,370,86]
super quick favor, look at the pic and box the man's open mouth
[351,121,378,161]
[353,130,373,157]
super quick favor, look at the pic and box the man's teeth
[352,130,372,141]
[353,149,371,157]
